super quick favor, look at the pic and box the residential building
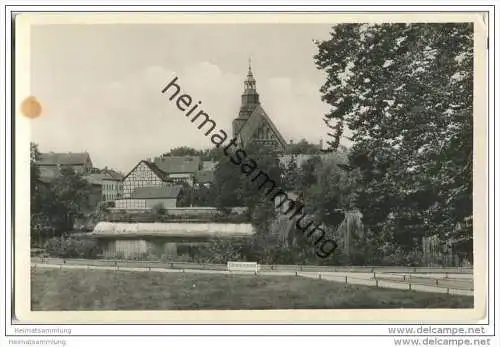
[154,156,201,186]
[115,185,182,210]
[101,169,124,201]
[122,160,170,198]
[84,170,123,202]
[37,152,93,180]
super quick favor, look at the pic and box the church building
[232,62,287,153]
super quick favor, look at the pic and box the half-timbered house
[122,160,169,198]
[153,156,201,186]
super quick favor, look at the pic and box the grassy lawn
[31,268,473,310]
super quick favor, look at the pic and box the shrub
[380,247,425,267]
[44,236,101,259]
[151,203,166,215]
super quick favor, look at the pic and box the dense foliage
[44,236,100,259]
[31,142,94,246]
[314,23,473,261]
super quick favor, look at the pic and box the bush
[151,203,166,215]
[380,247,424,267]
[44,236,101,259]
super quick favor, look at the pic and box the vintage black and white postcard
[11,11,489,325]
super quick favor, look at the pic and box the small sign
[227,261,259,272]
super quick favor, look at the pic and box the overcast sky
[30,23,344,173]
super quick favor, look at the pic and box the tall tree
[287,139,322,154]
[48,166,93,234]
[280,153,299,192]
[30,143,42,213]
[161,146,202,158]
[314,23,473,256]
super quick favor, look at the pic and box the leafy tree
[176,183,194,207]
[306,156,359,226]
[297,155,322,191]
[287,139,322,154]
[200,147,225,161]
[212,157,244,209]
[280,153,299,192]
[30,143,42,213]
[209,143,282,260]
[160,146,202,158]
[47,166,93,234]
[314,23,473,256]
[30,143,55,246]
[192,185,212,207]
[151,202,166,215]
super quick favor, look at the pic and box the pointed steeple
[233,60,261,137]
[239,58,260,119]
[244,57,257,92]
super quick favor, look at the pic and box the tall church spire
[244,57,257,92]
[238,59,260,120]
[231,59,287,152]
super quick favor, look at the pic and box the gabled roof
[84,171,124,184]
[131,185,182,199]
[83,173,110,185]
[102,169,123,181]
[154,156,201,174]
[38,152,92,166]
[237,105,287,149]
[122,160,169,182]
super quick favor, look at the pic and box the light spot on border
[21,96,42,119]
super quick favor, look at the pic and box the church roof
[237,105,287,149]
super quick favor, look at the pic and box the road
[31,258,473,297]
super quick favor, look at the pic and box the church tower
[232,60,260,137]
[232,59,287,153]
